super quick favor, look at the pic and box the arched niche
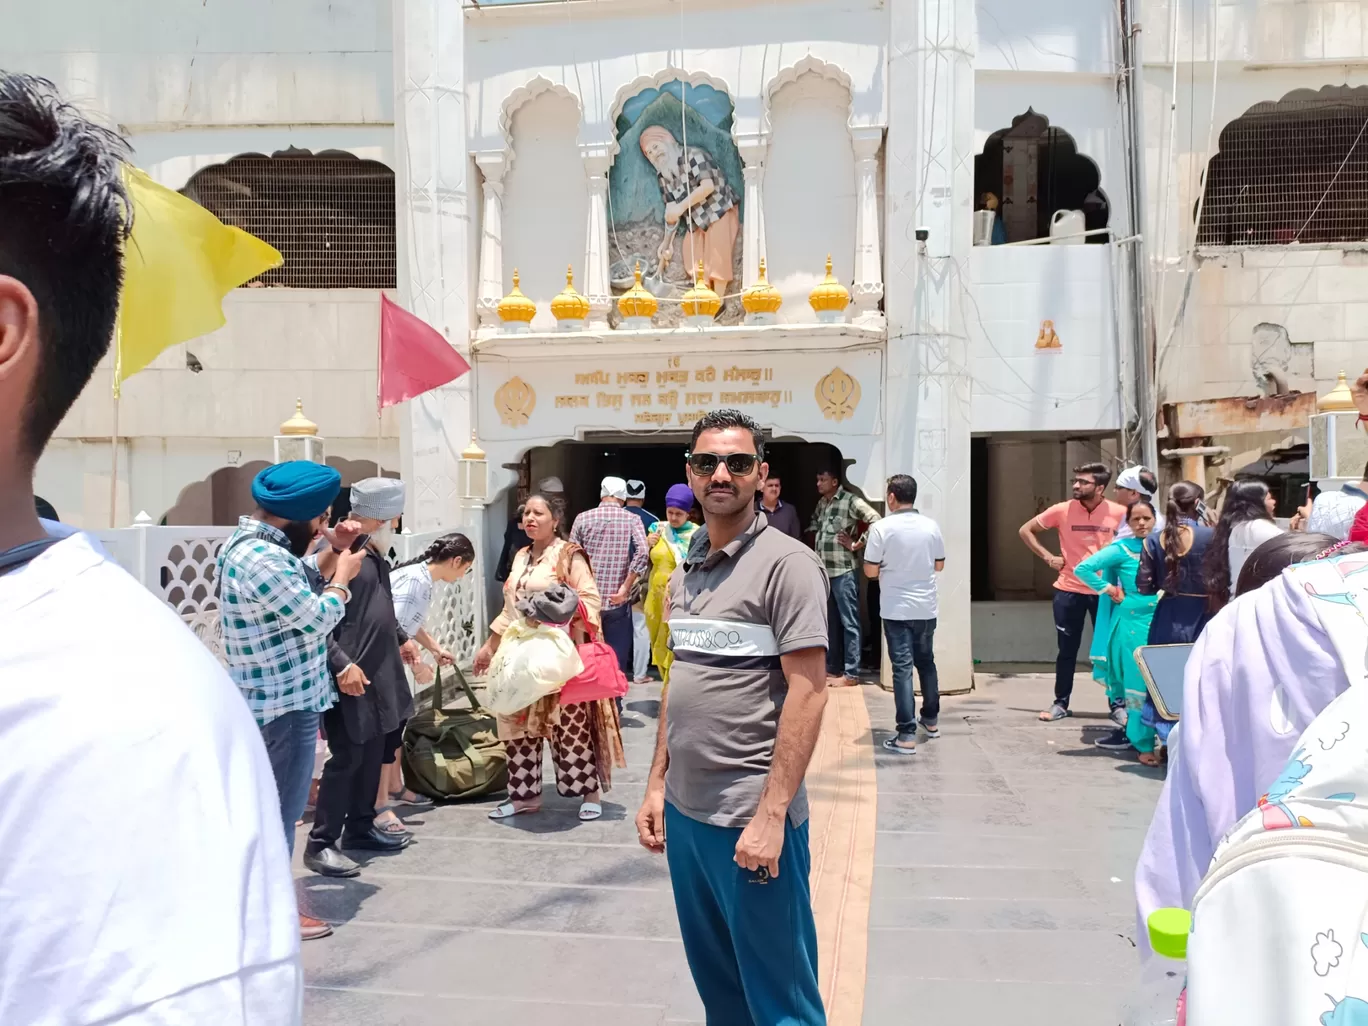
[763,66,859,318]
[501,88,590,330]
[973,110,1108,244]
[1196,85,1368,246]
[182,149,396,287]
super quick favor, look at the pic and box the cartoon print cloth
[1135,552,1368,956]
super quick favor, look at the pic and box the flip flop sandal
[578,802,603,821]
[488,802,540,820]
[373,808,408,834]
[391,791,435,808]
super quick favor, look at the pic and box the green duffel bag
[401,665,508,801]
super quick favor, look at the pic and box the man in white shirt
[863,475,945,755]
[0,73,300,1024]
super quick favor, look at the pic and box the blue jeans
[259,708,321,858]
[1053,590,1099,707]
[665,803,825,1026]
[884,618,939,734]
[827,571,862,679]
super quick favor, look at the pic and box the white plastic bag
[482,618,584,716]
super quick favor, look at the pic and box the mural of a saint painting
[609,82,745,324]
[639,125,740,294]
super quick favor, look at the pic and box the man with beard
[638,124,740,296]
[218,460,368,940]
[635,409,830,1025]
[304,477,421,877]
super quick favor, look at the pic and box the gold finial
[460,430,486,461]
[742,257,782,317]
[551,263,590,322]
[681,260,722,320]
[498,268,536,324]
[617,260,658,322]
[280,398,318,437]
[1318,370,1358,412]
[809,254,851,316]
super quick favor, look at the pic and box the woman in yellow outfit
[643,484,698,690]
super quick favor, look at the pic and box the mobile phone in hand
[348,534,370,553]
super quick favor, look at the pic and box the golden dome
[680,261,722,320]
[617,263,658,322]
[550,264,590,322]
[742,258,783,317]
[497,269,537,325]
[279,399,318,437]
[1318,370,1358,412]
[809,255,850,315]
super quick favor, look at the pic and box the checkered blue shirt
[218,517,343,726]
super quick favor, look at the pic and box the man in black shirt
[756,474,802,539]
[304,477,420,877]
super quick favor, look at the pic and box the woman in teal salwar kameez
[1075,500,1160,759]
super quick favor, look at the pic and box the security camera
[914,227,930,242]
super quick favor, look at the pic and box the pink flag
[378,294,471,410]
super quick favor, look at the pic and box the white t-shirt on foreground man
[0,526,302,1024]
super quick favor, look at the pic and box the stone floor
[296,673,1164,1025]
[860,674,1165,1026]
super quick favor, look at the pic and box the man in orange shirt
[1018,463,1127,722]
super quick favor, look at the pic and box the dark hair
[1204,479,1274,613]
[1137,468,1157,495]
[34,495,58,521]
[1074,462,1112,488]
[1235,534,1368,597]
[887,474,918,506]
[1127,497,1157,523]
[690,408,765,462]
[396,531,474,570]
[519,491,567,538]
[817,467,841,481]
[1161,480,1205,590]
[0,74,131,460]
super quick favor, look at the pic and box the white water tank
[1049,209,1085,244]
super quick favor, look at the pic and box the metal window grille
[1197,87,1368,246]
[182,150,396,288]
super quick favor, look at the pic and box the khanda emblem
[815,367,861,422]
[494,376,536,428]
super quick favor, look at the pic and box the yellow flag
[114,166,283,393]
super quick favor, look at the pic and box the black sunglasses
[688,451,759,477]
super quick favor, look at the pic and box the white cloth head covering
[538,476,564,493]
[350,477,406,520]
[626,479,646,499]
[1115,465,1154,497]
[600,476,628,501]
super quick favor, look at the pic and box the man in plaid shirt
[570,475,650,678]
[808,468,882,686]
[218,461,366,942]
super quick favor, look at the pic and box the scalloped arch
[499,77,584,153]
[608,67,738,138]
[763,55,855,133]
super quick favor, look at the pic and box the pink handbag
[558,601,630,706]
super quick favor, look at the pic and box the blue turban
[252,461,342,522]
[665,484,695,512]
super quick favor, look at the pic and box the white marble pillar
[581,146,613,327]
[850,127,885,324]
[473,151,507,336]
[884,0,975,692]
[393,0,472,532]
[737,135,768,288]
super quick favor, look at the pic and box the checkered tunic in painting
[659,145,739,232]
[218,517,343,726]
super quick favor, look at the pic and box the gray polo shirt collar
[683,511,769,572]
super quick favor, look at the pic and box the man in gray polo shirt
[635,409,830,1026]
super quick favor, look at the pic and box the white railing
[90,523,482,671]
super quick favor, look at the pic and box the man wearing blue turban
[218,460,368,940]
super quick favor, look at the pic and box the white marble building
[5,0,1153,677]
